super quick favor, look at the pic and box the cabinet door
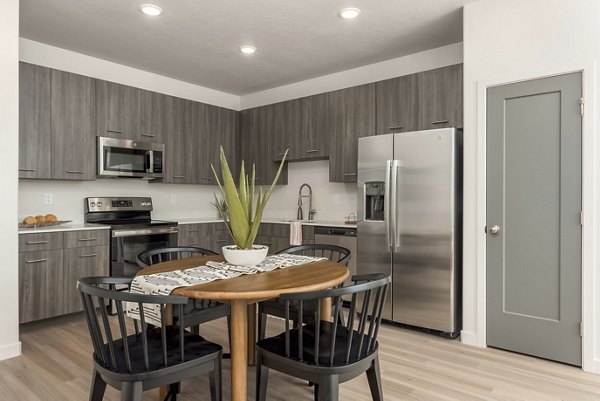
[96,81,143,138]
[178,223,220,252]
[202,105,239,185]
[329,84,376,182]
[19,63,52,179]
[376,74,418,134]
[163,97,197,184]
[418,64,463,130]
[19,250,64,323]
[140,90,168,143]
[307,93,331,159]
[63,246,109,315]
[278,98,310,161]
[50,70,96,180]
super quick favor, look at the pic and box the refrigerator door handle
[390,160,400,252]
[384,160,393,251]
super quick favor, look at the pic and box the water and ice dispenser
[364,182,385,221]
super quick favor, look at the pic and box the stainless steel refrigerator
[357,128,461,337]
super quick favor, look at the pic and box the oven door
[111,226,178,277]
[97,136,164,179]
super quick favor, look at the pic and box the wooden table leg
[247,303,257,366]
[320,297,332,322]
[231,300,249,401]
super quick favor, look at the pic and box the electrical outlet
[44,193,53,205]
[170,194,177,204]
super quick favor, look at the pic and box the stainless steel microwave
[97,137,164,179]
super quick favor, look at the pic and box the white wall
[0,0,22,360]
[463,0,600,372]
[20,39,240,111]
[241,42,463,109]
[19,40,463,225]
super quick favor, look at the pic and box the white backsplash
[18,160,357,223]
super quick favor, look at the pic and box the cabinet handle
[388,125,403,130]
[202,177,214,180]
[25,258,47,264]
[19,168,36,172]
[78,238,97,242]
[66,170,85,174]
[25,240,49,245]
[187,230,200,234]
[261,242,272,246]
[306,149,319,153]
[343,173,357,176]
[216,240,227,243]
[79,253,98,258]
[431,120,449,125]
[107,129,123,134]
[173,175,185,178]
[141,133,155,137]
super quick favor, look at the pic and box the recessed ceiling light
[338,7,361,19]
[240,45,257,55]
[139,4,163,16]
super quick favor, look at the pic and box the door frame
[471,59,598,372]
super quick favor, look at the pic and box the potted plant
[211,146,288,266]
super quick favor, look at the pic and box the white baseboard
[0,341,21,361]
[589,358,600,374]
[460,330,482,347]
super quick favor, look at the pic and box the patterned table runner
[127,254,326,325]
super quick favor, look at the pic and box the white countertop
[177,217,356,229]
[18,223,110,235]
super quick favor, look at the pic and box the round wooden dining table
[137,254,350,401]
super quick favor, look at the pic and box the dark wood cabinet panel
[50,70,96,180]
[63,245,109,315]
[19,232,64,252]
[96,81,143,139]
[329,84,376,183]
[240,107,288,186]
[140,90,168,143]
[418,64,463,130]
[19,250,64,323]
[63,230,109,248]
[178,223,223,252]
[163,97,197,184]
[19,63,52,179]
[376,74,418,134]
[202,105,239,185]
[307,93,331,159]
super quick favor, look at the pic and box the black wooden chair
[77,277,222,401]
[137,247,232,355]
[258,244,351,341]
[256,273,391,401]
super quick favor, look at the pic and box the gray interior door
[486,73,582,366]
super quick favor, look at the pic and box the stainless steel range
[84,197,178,277]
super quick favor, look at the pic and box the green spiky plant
[211,146,288,250]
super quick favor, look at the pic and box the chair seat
[257,321,377,367]
[97,327,222,375]
[174,299,231,326]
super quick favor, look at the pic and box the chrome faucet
[297,183,316,220]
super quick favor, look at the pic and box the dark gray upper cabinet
[376,74,418,134]
[240,106,288,186]
[50,70,96,180]
[204,105,239,184]
[163,96,197,184]
[329,84,376,183]
[140,90,168,143]
[307,92,331,159]
[418,64,463,130]
[19,63,52,179]
[96,81,143,139]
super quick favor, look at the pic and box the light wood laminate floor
[2,313,600,400]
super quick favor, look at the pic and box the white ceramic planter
[222,245,269,267]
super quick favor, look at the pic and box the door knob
[488,225,501,235]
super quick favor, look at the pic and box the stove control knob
[90,202,96,208]
[97,201,103,207]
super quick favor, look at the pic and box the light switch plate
[44,193,53,205]
[170,194,177,204]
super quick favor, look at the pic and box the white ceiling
[20,0,472,95]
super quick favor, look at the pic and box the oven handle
[112,226,179,238]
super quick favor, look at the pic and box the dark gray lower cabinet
[19,230,110,323]
[63,245,109,315]
[19,250,64,324]
[178,223,225,253]
[256,223,315,252]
